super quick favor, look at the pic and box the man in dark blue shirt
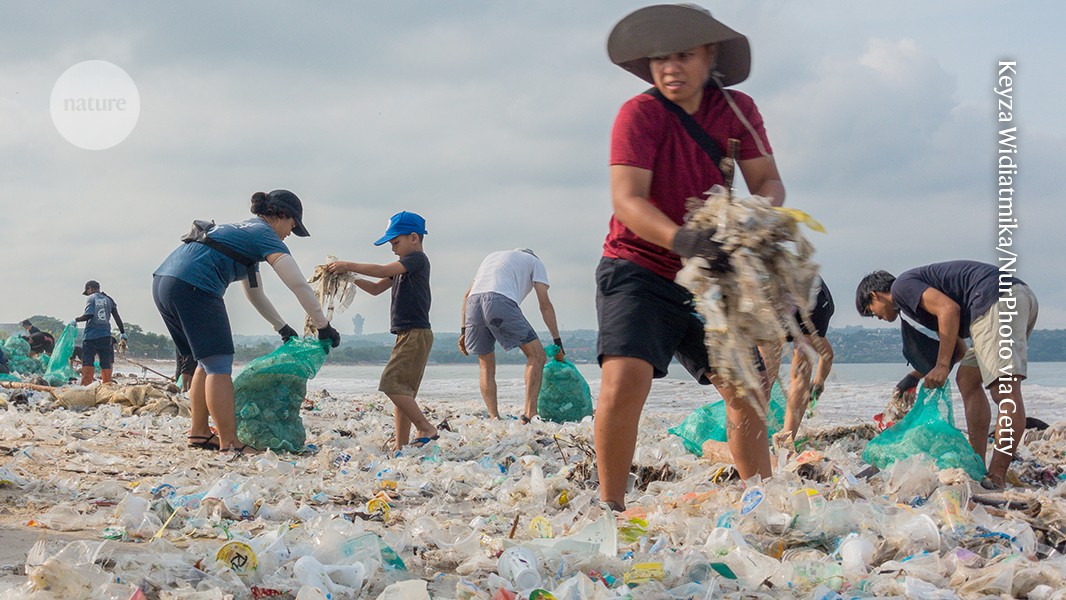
[74,280,126,385]
[856,260,1038,488]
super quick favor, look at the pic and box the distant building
[352,314,364,336]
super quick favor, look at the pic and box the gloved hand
[318,323,341,349]
[894,373,921,397]
[672,227,730,270]
[119,333,128,341]
[810,382,824,402]
[278,324,299,342]
[553,337,565,361]
[68,320,77,328]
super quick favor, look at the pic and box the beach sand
[1,369,1065,598]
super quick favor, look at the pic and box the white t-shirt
[469,250,549,304]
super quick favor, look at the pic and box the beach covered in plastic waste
[1,369,1066,600]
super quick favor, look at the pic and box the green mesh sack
[863,383,986,480]
[536,344,593,423]
[1,336,44,376]
[233,338,328,452]
[41,324,79,386]
[669,382,787,456]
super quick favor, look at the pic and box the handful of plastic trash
[234,338,328,452]
[676,185,823,406]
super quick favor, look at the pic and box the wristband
[553,337,562,347]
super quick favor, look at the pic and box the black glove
[553,337,564,353]
[895,373,921,396]
[278,324,299,342]
[318,323,341,349]
[672,227,730,270]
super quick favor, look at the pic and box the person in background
[459,249,564,422]
[73,281,126,385]
[327,211,440,451]
[856,260,1038,489]
[20,319,55,357]
[153,190,340,454]
[596,3,785,510]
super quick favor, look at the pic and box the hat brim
[292,219,310,237]
[607,4,751,87]
[373,232,394,246]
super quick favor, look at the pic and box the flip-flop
[409,435,440,449]
[520,415,532,425]
[187,433,220,450]
[221,444,259,458]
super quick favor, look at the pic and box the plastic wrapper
[864,383,987,480]
[536,344,593,423]
[234,338,328,452]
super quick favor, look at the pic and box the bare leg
[478,353,499,419]
[188,367,210,437]
[204,373,240,449]
[387,394,436,449]
[956,365,990,460]
[987,375,1025,486]
[519,340,547,419]
[759,342,783,390]
[595,356,653,510]
[717,377,773,481]
[784,347,812,441]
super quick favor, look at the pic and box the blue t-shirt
[390,251,432,333]
[891,260,1023,339]
[83,292,117,341]
[154,218,290,297]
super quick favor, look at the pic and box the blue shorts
[82,336,115,369]
[464,292,537,355]
[152,275,234,361]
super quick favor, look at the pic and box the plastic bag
[863,383,986,480]
[536,344,592,423]
[669,382,787,456]
[234,338,328,452]
[1,336,44,375]
[41,324,79,386]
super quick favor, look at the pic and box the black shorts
[794,283,835,338]
[596,257,715,383]
[153,275,235,361]
[82,336,115,369]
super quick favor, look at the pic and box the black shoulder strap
[645,87,724,177]
[182,222,261,288]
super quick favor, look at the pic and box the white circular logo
[50,60,140,150]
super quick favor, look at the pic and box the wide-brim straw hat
[607,4,751,87]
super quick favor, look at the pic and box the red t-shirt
[605,88,773,279]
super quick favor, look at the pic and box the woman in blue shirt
[153,190,340,453]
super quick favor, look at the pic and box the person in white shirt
[459,249,563,422]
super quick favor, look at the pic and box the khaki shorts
[961,283,1038,387]
[379,328,433,397]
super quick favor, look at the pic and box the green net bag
[41,324,79,386]
[536,344,593,423]
[669,382,787,456]
[863,383,986,480]
[1,336,45,376]
[233,338,328,452]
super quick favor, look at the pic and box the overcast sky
[2,1,1062,338]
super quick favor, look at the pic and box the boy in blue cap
[327,211,439,450]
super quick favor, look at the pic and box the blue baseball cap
[374,211,427,246]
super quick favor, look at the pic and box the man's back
[470,250,549,304]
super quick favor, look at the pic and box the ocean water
[311,361,1066,429]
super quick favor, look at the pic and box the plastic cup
[498,546,542,591]
[839,533,875,575]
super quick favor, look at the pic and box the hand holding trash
[923,364,950,389]
[895,372,920,397]
[317,323,340,349]
[672,226,730,270]
[810,382,824,402]
[278,324,299,342]
[552,337,565,361]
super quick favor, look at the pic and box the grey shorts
[464,292,538,355]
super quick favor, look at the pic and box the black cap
[268,189,309,237]
[83,280,100,296]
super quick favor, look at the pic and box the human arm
[263,253,329,329]
[533,282,563,354]
[810,335,834,397]
[737,155,785,207]
[110,305,126,336]
[326,260,397,296]
[458,285,471,356]
[917,287,963,389]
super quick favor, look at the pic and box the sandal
[409,435,440,449]
[520,414,532,425]
[221,444,258,458]
[188,433,220,450]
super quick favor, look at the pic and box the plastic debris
[536,344,593,423]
